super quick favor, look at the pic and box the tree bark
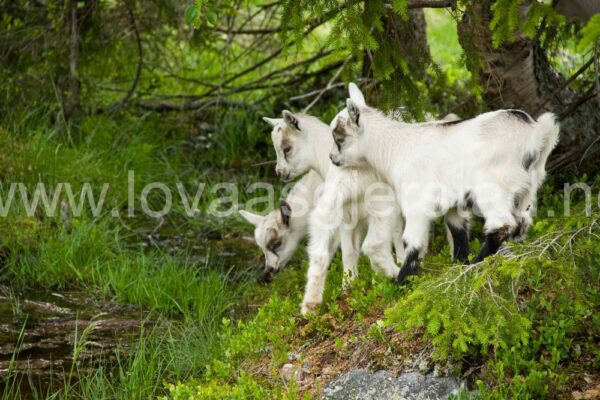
[362,8,430,107]
[457,0,600,172]
[64,0,80,119]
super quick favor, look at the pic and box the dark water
[0,287,151,397]
[0,232,263,397]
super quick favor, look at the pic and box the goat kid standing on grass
[329,85,560,284]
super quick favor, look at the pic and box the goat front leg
[301,192,343,315]
[340,226,360,288]
[302,225,338,315]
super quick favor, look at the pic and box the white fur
[330,99,559,267]
[239,170,323,274]
[266,104,404,315]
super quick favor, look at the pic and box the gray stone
[324,369,464,400]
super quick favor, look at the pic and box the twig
[578,134,600,167]
[115,0,143,111]
[252,160,277,167]
[239,49,334,90]
[595,41,600,104]
[290,82,347,101]
[214,27,280,34]
[65,0,80,119]
[535,56,595,114]
[303,55,352,113]
[385,0,455,10]
[197,2,349,101]
[558,85,597,120]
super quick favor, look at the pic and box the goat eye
[283,147,292,156]
[337,137,345,145]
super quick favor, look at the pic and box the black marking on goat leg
[397,248,420,284]
[463,191,475,209]
[473,226,510,263]
[446,223,470,263]
[522,152,538,171]
[506,109,533,123]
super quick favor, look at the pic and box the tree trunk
[362,8,430,107]
[64,0,80,119]
[457,0,600,172]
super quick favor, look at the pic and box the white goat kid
[239,170,323,282]
[330,98,560,282]
[264,111,403,315]
[343,84,472,263]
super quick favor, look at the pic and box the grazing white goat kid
[239,170,323,282]
[329,94,560,282]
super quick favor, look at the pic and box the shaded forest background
[2,0,600,173]
[0,1,599,399]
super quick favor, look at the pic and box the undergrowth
[163,204,600,399]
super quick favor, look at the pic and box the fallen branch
[303,55,352,113]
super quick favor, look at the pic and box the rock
[324,369,464,400]
[281,363,295,381]
[281,363,304,382]
[418,359,430,374]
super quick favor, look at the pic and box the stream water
[0,230,262,397]
[0,286,151,396]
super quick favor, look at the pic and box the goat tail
[526,112,560,192]
[535,112,560,166]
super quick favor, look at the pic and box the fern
[490,0,523,47]
[392,0,409,20]
[577,13,600,52]
[490,0,564,47]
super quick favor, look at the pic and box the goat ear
[346,99,360,125]
[263,117,282,127]
[279,199,292,226]
[348,82,366,106]
[282,110,300,131]
[239,210,263,226]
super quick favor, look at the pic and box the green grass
[160,199,599,399]
[0,106,279,399]
[0,9,597,399]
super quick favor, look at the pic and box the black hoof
[397,248,420,284]
[396,265,418,285]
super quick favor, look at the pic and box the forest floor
[0,105,598,399]
[0,9,598,399]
